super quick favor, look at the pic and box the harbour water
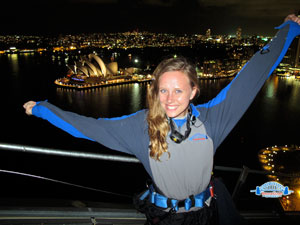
[0,51,300,207]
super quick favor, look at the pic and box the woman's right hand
[23,101,36,115]
[284,14,300,25]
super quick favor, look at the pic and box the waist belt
[139,184,214,211]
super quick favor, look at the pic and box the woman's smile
[159,70,197,118]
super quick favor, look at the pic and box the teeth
[167,106,177,110]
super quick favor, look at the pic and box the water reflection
[265,76,278,98]
[56,83,148,118]
[129,83,143,113]
[288,78,300,110]
[7,54,19,76]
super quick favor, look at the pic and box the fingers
[23,101,36,115]
[284,14,300,25]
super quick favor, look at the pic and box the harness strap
[140,185,213,211]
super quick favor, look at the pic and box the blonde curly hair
[147,57,199,160]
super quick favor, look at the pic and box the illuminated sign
[250,181,293,198]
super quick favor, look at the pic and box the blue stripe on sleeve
[33,104,94,141]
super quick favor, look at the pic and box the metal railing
[0,142,299,201]
[0,142,298,177]
[1,142,300,224]
[0,142,139,163]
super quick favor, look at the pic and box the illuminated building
[68,54,118,77]
[276,30,300,77]
[236,27,242,41]
[55,53,152,89]
[206,29,211,39]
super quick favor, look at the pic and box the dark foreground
[1,198,300,225]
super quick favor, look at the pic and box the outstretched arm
[24,100,149,156]
[197,16,300,152]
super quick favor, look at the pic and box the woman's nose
[167,93,174,102]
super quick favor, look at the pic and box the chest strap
[139,184,214,211]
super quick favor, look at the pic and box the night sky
[1,0,299,36]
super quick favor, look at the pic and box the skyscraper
[206,29,211,39]
[236,27,242,41]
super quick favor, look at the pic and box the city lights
[0,27,279,84]
[258,145,300,211]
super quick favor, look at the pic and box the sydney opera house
[55,54,150,89]
[68,54,118,77]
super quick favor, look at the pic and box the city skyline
[1,0,299,36]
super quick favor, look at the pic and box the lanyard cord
[0,168,132,199]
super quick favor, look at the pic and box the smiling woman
[158,71,198,118]
[22,15,300,225]
[147,57,199,159]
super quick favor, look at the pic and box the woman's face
[158,70,197,118]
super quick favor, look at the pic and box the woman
[24,15,300,225]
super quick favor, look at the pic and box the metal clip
[260,45,270,54]
[91,217,97,225]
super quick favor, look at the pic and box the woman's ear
[190,87,198,100]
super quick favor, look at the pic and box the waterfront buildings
[55,54,152,89]
[276,35,300,77]
[0,29,269,53]
[0,29,269,82]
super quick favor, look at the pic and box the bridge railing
[0,142,299,202]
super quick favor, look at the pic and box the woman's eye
[160,89,166,93]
